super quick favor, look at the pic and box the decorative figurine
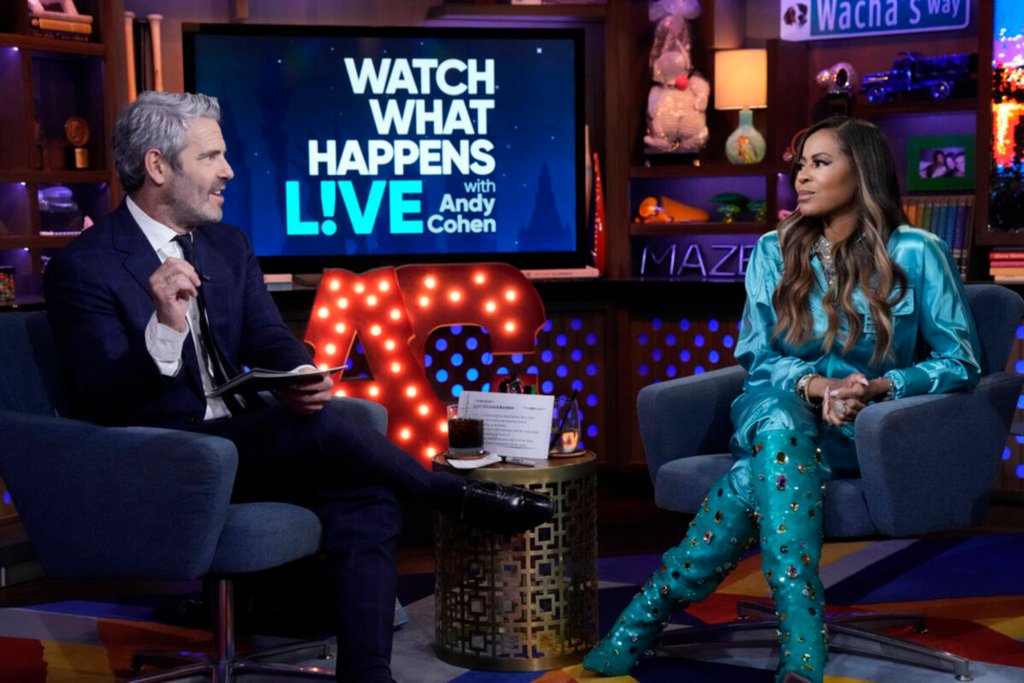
[710,191,749,224]
[747,199,767,223]
[860,51,975,104]
[634,195,710,223]
[498,371,524,394]
[643,0,710,154]
[716,204,741,223]
[816,61,858,115]
[64,116,90,169]
[816,61,858,95]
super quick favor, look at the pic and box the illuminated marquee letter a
[304,263,546,466]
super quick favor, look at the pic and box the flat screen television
[183,23,588,275]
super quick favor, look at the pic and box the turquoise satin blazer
[735,226,982,401]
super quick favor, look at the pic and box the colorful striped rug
[1,534,1022,682]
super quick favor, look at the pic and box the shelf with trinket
[0,0,123,300]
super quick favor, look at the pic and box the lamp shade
[714,49,767,110]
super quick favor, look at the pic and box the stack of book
[988,248,1024,283]
[902,194,973,278]
[29,9,93,42]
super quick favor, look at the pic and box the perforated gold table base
[433,453,599,672]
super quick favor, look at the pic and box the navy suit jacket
[45,202,313,429]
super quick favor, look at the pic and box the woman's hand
[815,374,897,428]
[820,373,869,426]
[807,373,895,426]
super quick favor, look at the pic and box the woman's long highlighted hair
[772,116,909,366]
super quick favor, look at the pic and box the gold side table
[432,452,599,672]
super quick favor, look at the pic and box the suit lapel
[109,203,163,299]
[109,202,206,392]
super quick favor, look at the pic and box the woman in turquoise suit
[583,115,981,683]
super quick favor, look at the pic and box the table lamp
[714,49,768,164]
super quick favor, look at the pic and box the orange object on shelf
[635,195,710,223]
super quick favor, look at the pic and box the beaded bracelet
[884,377,897,401]
[796,374,822,406]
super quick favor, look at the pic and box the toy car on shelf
[860,51,974,104]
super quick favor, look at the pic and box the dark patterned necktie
[173,233,239,411]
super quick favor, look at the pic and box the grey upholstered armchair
[0,310,388,681]
[635,283,1024,680]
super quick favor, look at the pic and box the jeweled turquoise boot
[582,474,758,676]
[750,430,828,683]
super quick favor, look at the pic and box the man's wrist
[155,311,189,334]
[145,312,187,377]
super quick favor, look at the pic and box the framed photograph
[906,135,975,192]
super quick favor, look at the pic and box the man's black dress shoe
[459,480,554,534]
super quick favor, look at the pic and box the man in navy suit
[44,91,553,683]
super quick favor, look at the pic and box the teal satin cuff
[883,369,905,400]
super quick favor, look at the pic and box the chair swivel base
[129,578,336,683]
[650,599,972,682]
[130,638,336,682]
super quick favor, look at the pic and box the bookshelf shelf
[630,221,767,236]
[0,31,103,55]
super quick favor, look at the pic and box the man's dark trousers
[199,402,460,682]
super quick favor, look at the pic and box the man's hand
[149,256,201,333]
[275,370,333,415]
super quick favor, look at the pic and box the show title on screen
[286,57,498,239]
